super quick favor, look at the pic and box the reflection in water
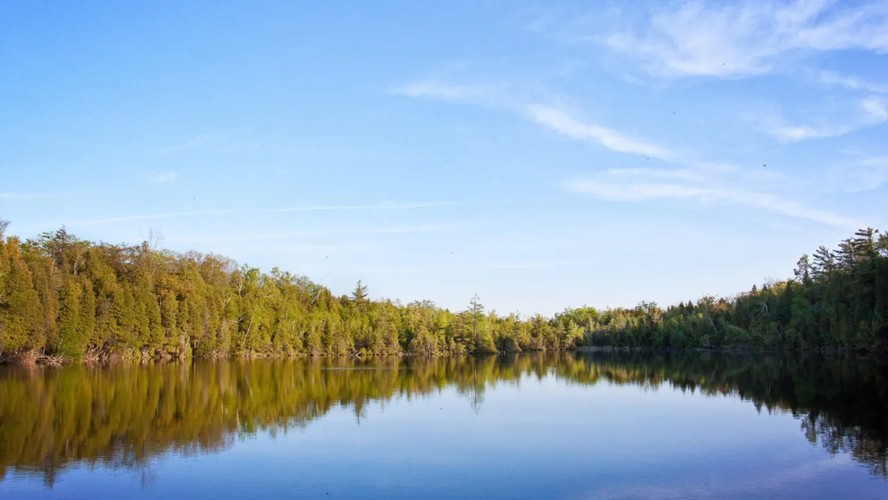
[572,352,888,477]
[1,353,886,485]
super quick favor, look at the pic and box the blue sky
[2,0,887,315]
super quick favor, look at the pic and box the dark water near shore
[1,353,887,499]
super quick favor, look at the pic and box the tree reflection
[0,353,885,484]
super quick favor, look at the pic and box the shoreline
[2,344,878,367]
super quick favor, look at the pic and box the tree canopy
[1,224,886,362]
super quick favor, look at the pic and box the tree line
[584,228,888,353]
[0,219,886,362]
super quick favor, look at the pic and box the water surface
[1,353,886,499]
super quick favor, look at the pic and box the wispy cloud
[394,74,863,229]
[766,95,888,142]
[827,154,888,192]
[0,192,55,200]
[525,104,676,160]
[148,170,178,183]
[154,133,220,156]
[394,77,675,162]
[767,123,852,142]
[395,77,857,228]
[67,201,462,226]
[168,223,467,246]
[603,167,706,183]
[257,201,460,215]
[391,81,496,104]
[818,70,888,94]
[561,167,859,228]
[485,258,595,271]
[861,95,888,121]
[606,1,888,78]
[354,223,466,235]
[860,155,888,175]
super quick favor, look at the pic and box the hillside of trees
[0,218,886,363]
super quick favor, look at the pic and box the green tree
[352,280,368,305]
[0,237,42,354]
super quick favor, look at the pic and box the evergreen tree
[352,280,368,305]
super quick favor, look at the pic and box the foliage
[582,228,888,354]
[0,227,577,360]
[0,223,886,360]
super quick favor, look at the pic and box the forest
[1,218,887,363]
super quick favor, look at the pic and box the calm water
[1,353,886,499]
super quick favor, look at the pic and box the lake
[1,353,886,499]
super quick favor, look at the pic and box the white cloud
[525,104,675,160]
[392,81,485,101]
[394,78,676,161]
[67,202,461,226]
[561,167,859,228]
[390,81,499,105]
[0,192,54,199]
[486,259,594,271]
[154,133,220,156]
[607,1,888,78]
[258,201,460,214]
[767,124,850,142]
[861,95,888,121]
[606,167,708,183]
[854,156,888,191]
[832,154,888,192]
[818,70,888,93]
[171,223,466,245]
[148,170,178,183]
[766,95,888,142]
[393,74,863,228]
[565,178,713,202]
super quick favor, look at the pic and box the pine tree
[0,237,42,353]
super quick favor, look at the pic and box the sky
[2,0,888,316]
